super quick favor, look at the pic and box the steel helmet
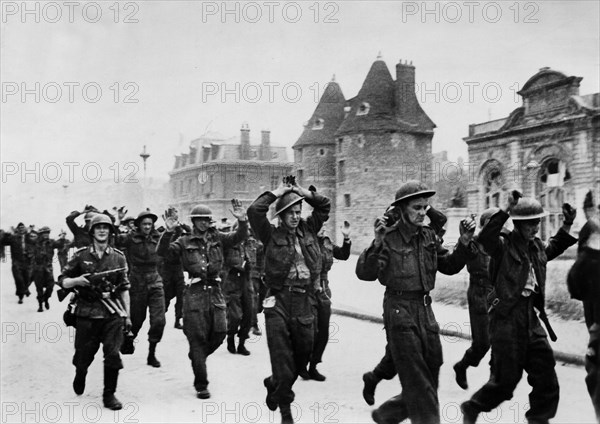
[38,226,51,234]
[391,180,436,206]
[510,198,547,220]
[122,216,135,224]
[274,192,304,217]
[189,205,213,219]
[88,214,115,235]
[479,207,500,227]
[134,210,158,226]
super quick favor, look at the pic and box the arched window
[482,164,504,208]
[537,158,573,239]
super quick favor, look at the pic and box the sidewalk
[328,255,589,365]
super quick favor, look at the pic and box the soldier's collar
[90,244,113,256]
[395,219,420,243]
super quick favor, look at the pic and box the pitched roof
[293,80,346,148]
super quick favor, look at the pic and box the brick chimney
[260,129,271,160]
[240,122,250,160]
[396,59,418,122]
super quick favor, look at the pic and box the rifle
[57,267,127,302]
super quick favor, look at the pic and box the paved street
[1,261,595,423]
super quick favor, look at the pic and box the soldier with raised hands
[58,214,131,411]
[247,176,330,424]
[461,191,578,424]
[156,200,248,399]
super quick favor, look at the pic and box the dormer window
[357,102,370,116]
[313,118,324,130]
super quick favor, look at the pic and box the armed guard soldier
[117,210,166,368]
[248,178,330,424]
[567,192,599,421]
[452,208,499,390]
[58,214,131,410]
[157,201,248,399]
[356,180,476,424]
[223,223,255,356]
[300,222,351,381]
[32,226,66,312]
[461,193,577,424]
[1,222,32,303]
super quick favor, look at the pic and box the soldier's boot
[72,368,87,395]
[174,318,183,329]
[120,334,135,355]
[298,366,310,380]
[227,335,236,354]
[453,361,469,390]
[308,363,326,381]
[37,300,43,312]
[44,295,50,310]
[362,371,381,406]
[460,401,479,424]
[102,368,123,411]
[280,403,294,424]
[18,295,23,304]
[147,342,161,367]
[196,389,210,399]
[237,339,250,356]
[263,377,277,411]
[251,325,262,336]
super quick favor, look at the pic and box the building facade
[169,124,293,221]
[465,67,600,239]
[293,57,436,248]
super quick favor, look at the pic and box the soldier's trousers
[183,284,227,391]
[375,294,443,424]
[73,316,124,371]
[162,264,185,320]
[311,288,332,365]
[372,343,398,380]
[224,270,253,340]
[465,297,559,422]
[264,286,316,406]
[251,275,266,327]
[33,266,54,303]
[459,285,492,367]
[586,324,600,421]
[11,261,30,298]
[129,271,166,343]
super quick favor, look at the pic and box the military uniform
[32,233,66,311]
[248,190,330,416]
[462,209,577,423]
[116,228,165,362]
[161,224,189,328]
[58,244,129,405]
[357,218,474,424]
[567,218,600,421]
[57,238,72,272]
[0,228,32,302]
[223,237,255,354]
[308,236,350,376]
[249,234,266,331]
[156,220,248,395]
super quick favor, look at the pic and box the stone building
[465,67,600,239]
[293,56,436,248]
[169,124,292,221]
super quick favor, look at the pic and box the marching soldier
[300,222,351,381]
[452,208,499,390]
[1,222,32,303]
[157,201,248,399]
[248,178,330,424]
[56,230,72,272]
[461,194,577,424]
[356,180,476,424]
[567,191,600,421]
[248,227,265,336]
[223,223,256,355]
[32,226,66,312]
[117,210,166,368]
[58,214,131,410]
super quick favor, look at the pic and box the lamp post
[140,145,150,209]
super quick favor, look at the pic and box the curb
[332,307,586,367]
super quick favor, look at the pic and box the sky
[1,0,599,210]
